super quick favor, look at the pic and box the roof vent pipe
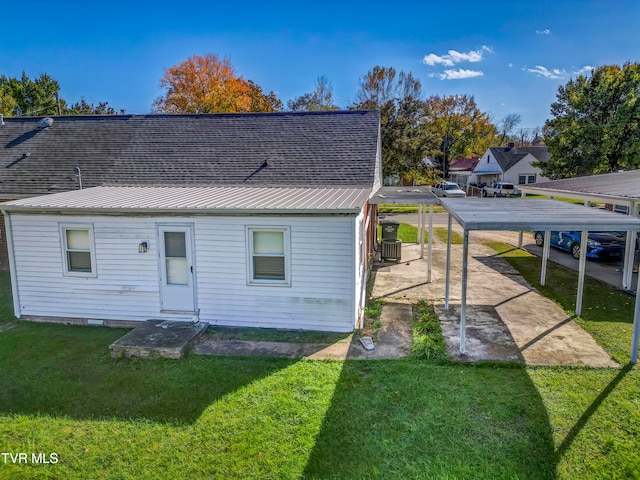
[0,114,4,126]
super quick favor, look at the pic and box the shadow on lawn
[302,361,557,480]
[0,322,296,425]
[555,363,634,459]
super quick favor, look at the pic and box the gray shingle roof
[489,146,551,172]
[0,110,380,198]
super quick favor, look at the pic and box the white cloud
[423,46,492,66]
[524,65,567,79]
[423,53,454,66]
[508,63,513,68]
[573,65,594,76]
[437,69,484,80]
[536,29,551,35]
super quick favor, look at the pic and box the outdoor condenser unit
[381,239,402,262]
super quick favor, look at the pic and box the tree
[423,94,497,177]
[247,80,283,112]
[0,72,122,116]
[287,76,339,111]
[351,66,438,181]
[542,63,640,178]
[152,53,281,114]
[496,113,521,145]
[64,97,122,115]
[0,72,60,116]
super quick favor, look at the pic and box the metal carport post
[441,197,640,363]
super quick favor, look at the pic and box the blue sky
[2,0,639,128]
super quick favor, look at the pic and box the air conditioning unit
[381,239,402,262]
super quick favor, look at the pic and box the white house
[0,111,382,332]
[470,145,551,186]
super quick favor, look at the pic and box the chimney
[0,114,4,126]
[507,142,515,149]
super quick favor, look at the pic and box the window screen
[252,231,285,280]
[248,229,289,284]
[64,228,93,274]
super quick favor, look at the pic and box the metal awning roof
[440,198,640,231]
[368,186,438,205]
[0,186,372,215]
[520,169,640,205]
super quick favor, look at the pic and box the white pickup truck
[482,182,519,197]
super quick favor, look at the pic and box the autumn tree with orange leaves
[152,53,282,113]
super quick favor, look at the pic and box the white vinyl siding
[9,213,361,332]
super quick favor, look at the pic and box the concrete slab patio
[372,242,618,367]
[192,303,414,360]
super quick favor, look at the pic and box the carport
[369,186,439,281]
[440,197,640,363]
[519,170,640,291]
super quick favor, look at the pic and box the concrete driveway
[382,212,637,291]
[372,241,618,367]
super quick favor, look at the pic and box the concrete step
[109,320,208,359]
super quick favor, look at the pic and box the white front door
[158,224,195,313]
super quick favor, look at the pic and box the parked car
[482,182,518,197]
[533,231,625,260]
[431,181,466,198]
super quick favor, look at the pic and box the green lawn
[0,262,639,478]
[385,223,463,245]
[379,203,445,214]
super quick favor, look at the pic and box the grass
[0,272,15,325]
[206,326,351,344]
[411,300,447,361]
[379,222,427,244]
[434,226,464,244]
[363,296,385,319]
[1,266,640,478]
[379,204,445,214]
[379,223,464,245]
[525,194,588,205]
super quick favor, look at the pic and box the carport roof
[369,186,438,205]
[519,169,640,205]
[440,197,640,231]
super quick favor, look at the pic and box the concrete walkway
[192,303,414,360]
[372,242,618,367]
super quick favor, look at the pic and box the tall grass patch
[411,300,447,361]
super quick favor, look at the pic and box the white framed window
[518,175,527,185]
[60,224,97,277]
[246,227,290,286]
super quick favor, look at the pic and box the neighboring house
[0,111,382,332]
[469,144,551,186]
[448,156,479,187]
